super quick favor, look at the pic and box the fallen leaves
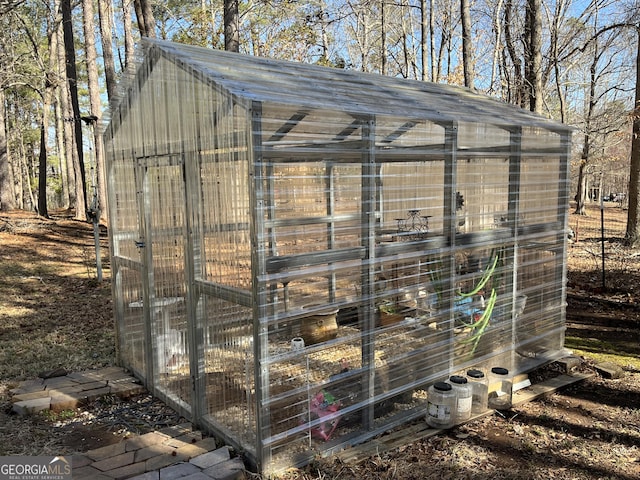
[1,207,640,479]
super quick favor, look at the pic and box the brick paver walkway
[9,367,247,480]
[72,424,245,480]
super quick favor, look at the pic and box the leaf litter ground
[0,204,639,479]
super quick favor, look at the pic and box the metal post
[443,121,458,373]
[361,116,377,431]
[600,196,606,290]
[81,114,103,281]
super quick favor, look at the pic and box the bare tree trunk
[53,90,69,209]
[551,0,566,122]
[0,89,15,211]
[133,0,144,35]
[123,0,135,68]
[56,21,76,211]
[460,0,473,88]
[420,0,427,81]
[141,0,156,38]
[224,0,239,52]
[37,0,63,218]
[8,112,25,210]
[316,6,330,63]
[134,0,155,37]
[574,162,588,216]
[37,123,48,217]
[61,0,87,220]
[83,0,107,223]
[574,31,599,216]
[140,0,156,38]
[380,0,387,75]
[504,0,524,107]
[490,0,504,93]
[429,0,435,81]
[98,0,117,101]
[352,7,372,72]
[52,81,69,210]
[38,86,58,218]
[436,5,452,82]
[526,0,543,112]
[400,4,413,78]
[19,140,36,211]
[625,26,640,246]
[361,11,369,71]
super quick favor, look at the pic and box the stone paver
[10,390,51,402]
[179,472,214,480]
[50,392,84,412]
[126,431,171,451]
[77,433,247,480]
[129,472,160,480]
[134,444,176,463]
[86,441,127,461]
[146,452,189,471]
[159,423,193,437]
[190,446,230,469]
[9,367,144,416]
[71,454,93,469]
[8,367,247,479]
[72,465,113,480]
[203,457,247,480]
[159,462,201,479]
[92,451,135,472]
[176,437,218,460]
[104,460,147,480]
[12,396,51,415]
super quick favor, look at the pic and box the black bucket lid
[467,369,485,378]
[449,375,468,384]
[433,381,452,391]
[491,367,509,375]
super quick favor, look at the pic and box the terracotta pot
[300,306,339,345]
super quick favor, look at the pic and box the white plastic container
[466,368,489,414]
[488,367,512,409]
[290,337,305,350]
[426,382,456,429]
[448,375,472,423]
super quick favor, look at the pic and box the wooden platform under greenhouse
[334,366,594,465]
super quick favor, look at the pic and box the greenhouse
[102,38,573,474]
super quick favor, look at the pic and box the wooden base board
[335,369,594,465]
[512,371,593,406]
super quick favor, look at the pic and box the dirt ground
[1,203,639,479]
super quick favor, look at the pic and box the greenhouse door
[137,154,192,415]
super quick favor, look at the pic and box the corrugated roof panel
[143,38,571,133]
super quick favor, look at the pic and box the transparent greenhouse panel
[375,117,446,151]
[380,162,445,238]
[198,106,252,291]
[520,156,566,227]
[455,157,510,234]
[143,162,191,411]
[103,39,573,476]
[201,296,256,448]
[116,267,146,379]
[152,299,190,409]
[108,162,140,261]
[515,237,566,360]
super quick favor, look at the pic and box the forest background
[1,0,640,238]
